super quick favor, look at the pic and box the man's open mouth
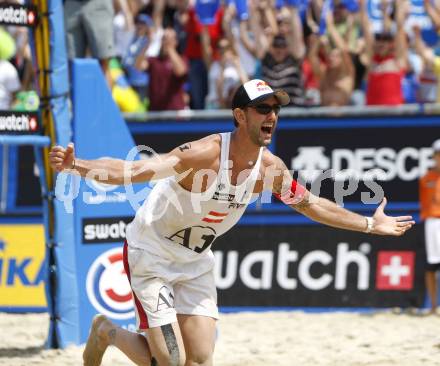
[261,124,273,134]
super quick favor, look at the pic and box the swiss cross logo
[376,251,415,290]
[29,117,37,131]
[28,11,35,24]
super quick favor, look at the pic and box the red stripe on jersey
[202,218,223,223]
[123,241,149,329]
[208,211,228,217]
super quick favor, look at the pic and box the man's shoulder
[192,133,222,152]
[177,133,222,169]
[261,148,282,167]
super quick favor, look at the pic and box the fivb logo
[86,248,134,319]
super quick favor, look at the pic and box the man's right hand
[49,142,75,172]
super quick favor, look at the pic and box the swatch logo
[0,4,38,27]
[0,112,40,134]
[82,216,132,243]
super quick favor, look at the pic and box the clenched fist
[49,142,75,172]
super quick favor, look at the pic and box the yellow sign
[0,224,46,307]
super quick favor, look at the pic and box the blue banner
[68,59,147,343]
[28,0,73,348]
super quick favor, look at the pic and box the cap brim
[248,90,290,107]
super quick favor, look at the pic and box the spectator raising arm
[153,0,166,30]
[359,0,374,64]
[394,0,409,70]
[200,24,213,68]
[413,25,436,69]
[163,28,188,77]
[249,0,277,59]
[424,0,440,32]
[285,5,306,60]
[221,1,236,46]
[326,8,354,76]
[306,0,323,35]
[308,34,325,81]
[360,0,408,106]
[134,37,150,72]
[308,8,355,107]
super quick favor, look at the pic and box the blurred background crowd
[3,0,440,113]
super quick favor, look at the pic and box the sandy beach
[1,311,440,366]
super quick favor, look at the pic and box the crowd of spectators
[0,0,37,111]
[2,0,440,112]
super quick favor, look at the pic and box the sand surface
[1,311,440,366]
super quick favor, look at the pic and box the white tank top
[126,132,263,263]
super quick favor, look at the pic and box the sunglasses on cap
[249,104,281,115]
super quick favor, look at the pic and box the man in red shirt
[135,28,188,111]
[360,0,408,106]
[185,5,224,109]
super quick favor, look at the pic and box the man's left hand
[371,197,415,236]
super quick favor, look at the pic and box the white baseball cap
[231,79,290,109]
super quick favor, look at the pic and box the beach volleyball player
[49,79,415,366]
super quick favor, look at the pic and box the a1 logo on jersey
[166,225,217,253]
[86,248,134,319]
[376,251,415,290]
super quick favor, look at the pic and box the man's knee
[185,348,213,365]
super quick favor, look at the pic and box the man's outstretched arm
[269,155,415,236]
[292,193,414,236]
[49,142,191,185]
